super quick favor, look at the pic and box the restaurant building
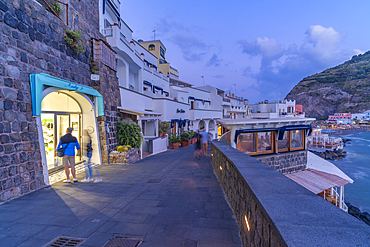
[218,117,353,211]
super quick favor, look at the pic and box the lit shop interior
[40,90,101,172]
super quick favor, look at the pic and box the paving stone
[0,236,28,247]
[1,223,47,238]
[0,146,242,246]
[16,238,50,247]
[32,226,71,240]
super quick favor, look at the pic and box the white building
[222,92,251,119]
[99,2,222,154]
[250,99,304,119]
[352,112,366,121]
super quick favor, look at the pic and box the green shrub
[169,133,181,143]
[116,120,142,149]
[89,58,99,74]
[50,1,62,15]
[159,121,170,134]
[180,132,190,142]
[64,29,85,54]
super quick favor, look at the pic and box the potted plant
[188,130,195,144]
[159,121,170,137]
[180,132,190,147]
[169,133,181,149]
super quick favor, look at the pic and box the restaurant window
[290,130,304,150]
[277,131,289,152]
[237,131,273,155]
[237,133,256,154]
[257,132,272,153]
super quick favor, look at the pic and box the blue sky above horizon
[121,0,369,103]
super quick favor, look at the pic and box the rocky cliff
[286,51,370,119]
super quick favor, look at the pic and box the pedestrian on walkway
[56,127,80,183]
[200,129,209,156]
[194,130,202,159]
[81,129,102,183]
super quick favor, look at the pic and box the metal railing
[101,28,113,37]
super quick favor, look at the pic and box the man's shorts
[63,155,75,167]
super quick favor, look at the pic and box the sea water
[331,131,370,212]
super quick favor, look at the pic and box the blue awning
[277,125,312,140]
[153,85,163,94]
[163,91,169,96]
[30,73,104,116]
[188,96,195,103]
[143,81,152,87]
[171,119,180,128]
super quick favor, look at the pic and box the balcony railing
[223,98,231,102]
[101,28,113,37]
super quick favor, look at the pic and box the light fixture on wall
[244,215,250,231]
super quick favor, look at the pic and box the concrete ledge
[211,141,370,247]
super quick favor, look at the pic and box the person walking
[194,130,202,159]
[200,129,209,156]
[56,127,80,183]
[81,129,102,183]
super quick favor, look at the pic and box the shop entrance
[41,92,82,171]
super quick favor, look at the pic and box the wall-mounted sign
[177,108,185,113]
[91,74,100,81]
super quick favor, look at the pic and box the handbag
[57,142,69,157]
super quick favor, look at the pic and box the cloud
[238,25,360,101]
[242,66,254,77]
[212,74,224,79]
[206,54,222,67]
[170,31,208,62]
[154,18,190,35]
[240,37,285,66]
[154,18,209,62]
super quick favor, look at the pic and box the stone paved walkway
[0,145,242,247]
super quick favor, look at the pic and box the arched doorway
[41,92,82,171]
[40,89,101,175]
[199,120,205,130]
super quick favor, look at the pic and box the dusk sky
[121,1,368,103]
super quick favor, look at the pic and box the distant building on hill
[351,113,366,121]
[328,113,352,124]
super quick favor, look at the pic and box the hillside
[286,51,370,119]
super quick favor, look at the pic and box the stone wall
[0,0,120,202]
[109,148,141,164]
[211,141,370,246]
[255,150,307,174]
[211,142,286,247]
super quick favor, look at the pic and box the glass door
[70,114,81,162]
[41,113,55,170]
[57,115,70,143]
